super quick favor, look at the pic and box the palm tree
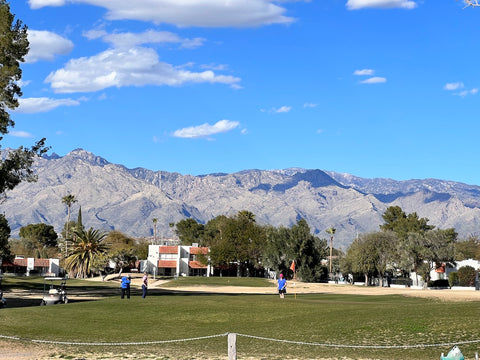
[152,218,158,244]
[62,194,77,256]
[65,227,108,278]
[326,226,336,275]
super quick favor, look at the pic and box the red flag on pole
[290,260,295,272]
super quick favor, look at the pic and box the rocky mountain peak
[2,149,480,249]
[63,148,110,167]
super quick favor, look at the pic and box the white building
[147,244,211,277]
[2,257,60,276]
[409,259,480,288]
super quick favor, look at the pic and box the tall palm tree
[152,218,158,244]
[65,227,108,278]
[62,194,77,256]
[326,226,336,275]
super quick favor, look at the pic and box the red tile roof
[13,259,27,266]
[190,247,209,255]
[159,246,178,254]
[34,259,50,267]
[189,261,207,269]
[158,260,177,268]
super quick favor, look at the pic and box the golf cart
[0,275,6,308]
[40,277,68,306]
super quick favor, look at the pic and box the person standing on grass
[142,271,148,298]
[120,275,131,299]
[277,273,287,299]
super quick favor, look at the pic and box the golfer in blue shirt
[120,275,131,299]
[277,274,287,299]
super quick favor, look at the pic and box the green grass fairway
[2,283,480,359]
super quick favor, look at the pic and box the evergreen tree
[0,214,11,262]
[0,0,48,261]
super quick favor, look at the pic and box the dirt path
[152,280,480,302]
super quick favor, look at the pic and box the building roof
[189,261,207,269]
[159,246,178,254]
[34,259,50,267]
[190,247,209,255]
[158,260,177,268]
[12,258,27,266]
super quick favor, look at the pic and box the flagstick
[293,270,297,300]
[294,268,296,300]
[290,260,297,300]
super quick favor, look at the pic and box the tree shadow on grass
[1,287,280,308]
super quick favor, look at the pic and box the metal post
[440,353,444,359]
[228,333,237,360]
[475,351,478,360]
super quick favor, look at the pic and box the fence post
[475,352,478,360]
[228,333,237,360]
[440,353,444,359]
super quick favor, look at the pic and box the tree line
[3,198,480,282]
[174,211,329,281]
[175,206,480,285]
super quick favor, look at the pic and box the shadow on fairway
[1,287,281,308]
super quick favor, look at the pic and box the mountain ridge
[2,148,480,249]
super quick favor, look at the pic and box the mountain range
[2,148,480,250]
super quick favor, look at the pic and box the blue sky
[6,0,480,185]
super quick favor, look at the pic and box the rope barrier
[1,332,479,349]
[236,333,480,349]
[0,333,228,346]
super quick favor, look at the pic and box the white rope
[2,332,480,349]
[0,333,228,346]
[236,333,480,349]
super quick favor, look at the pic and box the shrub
[448,272,459,287]
[391,277,412,286]
[427,279,450,288]
[458,266,476,287]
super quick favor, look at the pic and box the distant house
[408,259,480,288]
[1,257,60,276]
[147,244,211,277]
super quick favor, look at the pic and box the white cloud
[457,88,478,97]
[444,82,464,91]
[443,82,478,96]
[45,47,241,93]
[29,0,65,8]
[360,76,387,84]
[25,30,74,63]
[354,69,375,76]
[29,0,295,27]
[173,120,240,139]
[346,0,417,10]
[9,131,34,138]
[87,29,205,49]
[14,97,80,113]
[303,103,318,108]
[274,106,292,113]
[200,64,229,71]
